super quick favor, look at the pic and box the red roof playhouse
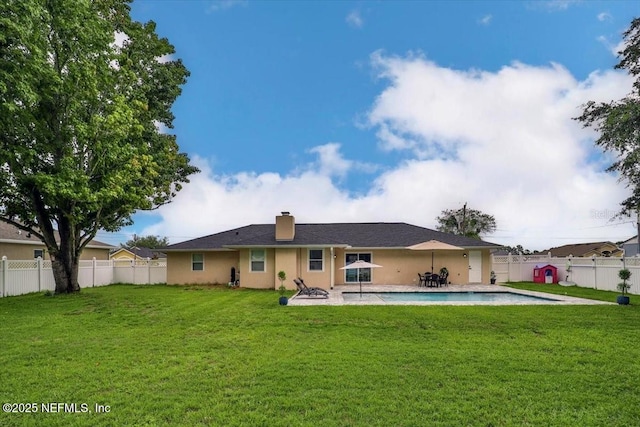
[533,264,558,284]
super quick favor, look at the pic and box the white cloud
[143,54,635,251]
[597,12,612,22]
[308,143,352,178]
[478,15,493,26]
[532,0,580,11]
[307,143,378,178]
[365,52,634,248]
[346,10,364,29]
[597,35,627,58]
[611,39,627,57]
[207,0,247,13]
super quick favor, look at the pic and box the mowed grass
[1,284,640,426]
[505,281,623,303]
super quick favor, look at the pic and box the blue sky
[98,0,639,250]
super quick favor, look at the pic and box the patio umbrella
[407,240,464,274]
[340,260,383,295]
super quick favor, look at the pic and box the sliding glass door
[345,253,372,283]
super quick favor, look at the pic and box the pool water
[341,291,558,303]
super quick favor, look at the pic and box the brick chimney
[275,212,295,241]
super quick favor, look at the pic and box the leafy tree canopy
[123,235,170,249]
[576,17,640,216]
[436,204,497,239]
[500,245,533,255]
[0,0,198,293]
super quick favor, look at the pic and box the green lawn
[504,281,623,303]
[1,283,640,426]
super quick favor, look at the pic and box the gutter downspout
[330,247,335,289]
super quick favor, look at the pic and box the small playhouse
[533,264,558,284]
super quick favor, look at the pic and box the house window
[34,249,44,259]
[308,249,324,271]
[344,253,372,283]
[192,253,204,271]
[250,249,266,272]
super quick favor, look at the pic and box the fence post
[592,256,597,290]
[519,254,524,282]
[147,257,151,285]
[1,256,6,297]
[507,253,512,282]
[37,257,43,292]
[92,257,96,287]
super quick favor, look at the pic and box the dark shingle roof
[164,222,500,251]
[129,247,166,259]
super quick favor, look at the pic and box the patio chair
[417,273,427,287]
[293,278,329,298]
[438,271,449,287]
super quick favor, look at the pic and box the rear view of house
[163,213,500,290]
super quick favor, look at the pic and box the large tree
[436,203,496,239]
[123,235,169,249]
[576,17,640,242]
[0,1,198,293]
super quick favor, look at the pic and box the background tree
[500,245,532,255]
[0,1,198,293]
[436,203,497,239]
[576,17,640,253]
[123,235,170,249]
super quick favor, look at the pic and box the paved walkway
[287,284,612,306]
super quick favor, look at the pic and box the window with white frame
[192,253,204,271]
[250,249,266,272]
[34,249,44,259]
[308,249,324,271]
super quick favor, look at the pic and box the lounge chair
[293,278,329,298]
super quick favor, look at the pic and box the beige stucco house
[0,222,114,260]
[110,247,166,261]
[163,213,501,290]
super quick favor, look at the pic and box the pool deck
[287,284,613,306]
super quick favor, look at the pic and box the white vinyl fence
[0,257,167,297]
[492,253,640,295]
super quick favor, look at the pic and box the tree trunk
[49,219,81,294]
[52,253,80,294]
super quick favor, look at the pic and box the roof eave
[0,238,44,246]
[162,248,237,252]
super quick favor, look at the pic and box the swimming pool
[341,291,559,303]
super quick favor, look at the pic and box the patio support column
[330,247,335,289]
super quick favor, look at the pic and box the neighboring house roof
[547,241,622,257]
[0,221,114,249]
[164,222,500,251]
[492,249,545,256]
[623,235,638,245]
[111,246,166,259]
